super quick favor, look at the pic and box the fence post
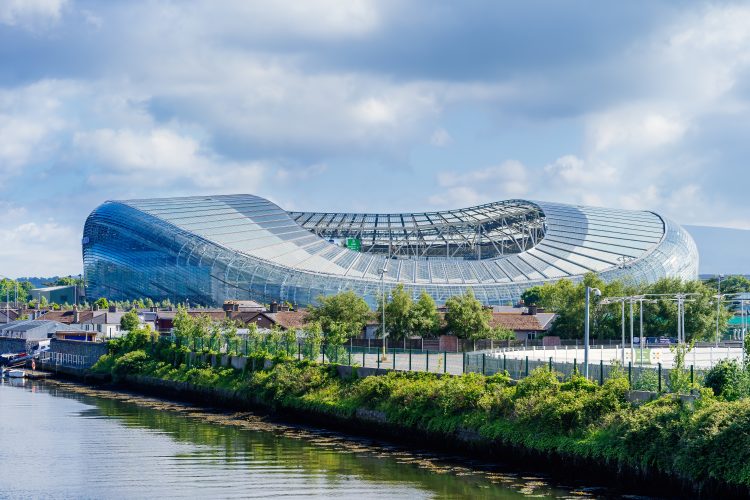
[409,349,412,371]
[362,350,365,367]
[392,348,396,370]
[548,357,552,371]
[658,363,663,392]
[690,364,694,385]
[444,351,448,373]
[426,351,429,372]
[525,356,529,377]
[599,360,603,385]
[462,352,466,374]
[628,361,632,387]
[298,344,302,361]
[349,348,352,366]
[482,353,486,375]
[573,358,577,374]
[503,353,506,372]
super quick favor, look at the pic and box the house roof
[156,310,226,321]
[490,312,556,332]
[0,319,80,333]
[267,311,309,330]
[39,309,97,325]
[229,310,309,330]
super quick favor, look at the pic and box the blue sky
[1,0,748,277]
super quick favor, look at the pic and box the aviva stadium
[82,194,699,307]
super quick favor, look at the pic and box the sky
[1,0,749,277]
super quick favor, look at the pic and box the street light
[716,274,724,347]
[378,262,388,361]
[584,286,601,379]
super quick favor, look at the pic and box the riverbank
[59,332,749,498]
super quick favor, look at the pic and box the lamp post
[716,274,723,347]
[584,286,601,379]
[379,262,388,361]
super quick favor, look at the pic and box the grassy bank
[92,330,750,496]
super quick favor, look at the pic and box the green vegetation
[444,289,491,340]
[525,273,732,341]
[92,324,750,493]
[120,309,140,331]
[376,285,441,340]
[308,290,371,339]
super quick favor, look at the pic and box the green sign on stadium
[346,237,361,252]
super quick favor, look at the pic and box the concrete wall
[49,339,109,367]
[0,337,35,354]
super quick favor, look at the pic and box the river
[0,379,637,499]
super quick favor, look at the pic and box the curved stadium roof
[82,194,699,307]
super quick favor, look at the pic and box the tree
[302,321,323,360]
[529,273,730,341]
[704,275,750,295]
[410,291,440,338]
[487,325,516,340]
[308,291,372,339]
[444,289,491,339]
[55,276,84,287]
[172,307,195,338]
[521,286,543,306]
[120,309,140,332]
[376,284,413,342]
[94,297,109,310]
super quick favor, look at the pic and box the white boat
[6,369,25,378]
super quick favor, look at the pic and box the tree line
[521,272,734,341]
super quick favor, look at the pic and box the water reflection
[0,380,600,499]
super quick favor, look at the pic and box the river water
[0,379,633,499]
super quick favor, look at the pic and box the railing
[38,351,90,368]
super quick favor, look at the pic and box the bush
[112,350,149,380]
[704,360,748,401]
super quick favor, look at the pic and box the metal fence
[163,335,708,392]
[464,351,707,392]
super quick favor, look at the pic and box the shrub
[704,360,748,401]
[112,350,149,380]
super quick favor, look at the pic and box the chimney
[108,305,117,313]
[73,305,80,324]
[270,301,278,313]
[528,304,538,316]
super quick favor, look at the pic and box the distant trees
[94,297,109,310]
[411,291,440,337]
[375,285,441,341]
[308,291,372,340]
[0,279,34,304]
[528,273,731,341]
[444,289,491,340]
[120,309,140,332]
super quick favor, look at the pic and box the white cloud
[0,0,67,29]
[0,80,75,180]
[0,203,81,277]
[430,160,529,207]
[75,127,267,190]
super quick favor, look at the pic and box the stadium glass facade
[82,194,699,307]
